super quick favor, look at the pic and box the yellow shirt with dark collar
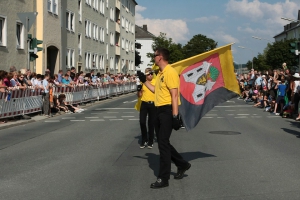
[155,64,181,106]
[141,79,156,102]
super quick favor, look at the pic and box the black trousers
[155,105,188,181]
[139,101,156,145]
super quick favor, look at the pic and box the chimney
[143,25,147,31]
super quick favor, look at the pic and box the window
[106,18,108,34]
[110,7,114,21]
[16,22,24,49]
[0,16,7,46]
[78,0,82,22]
[106,44,108,59]
[66,49,75,68]
[85,20,92,38]
[110,32,114,46]
[100,0,105,14]
[99,27,104,43]
[125,39,128,52]
[66,11,75,32]
[106,0,108,8]
[78,34,82,55]
[121,16,125,28]
[110,57,114,70]
[121,38,124,49]
[85,52,92,69]
[125,19,128,32]
[99,55,104,69]
[48,0,58,14]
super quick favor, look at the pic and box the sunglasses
[154,54,160,58]
[146,72,153,76]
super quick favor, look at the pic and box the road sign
[17,12,38,31]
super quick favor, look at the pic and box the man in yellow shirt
[137,68,156,149]
[139,48,191,189]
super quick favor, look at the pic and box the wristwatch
[173,115,178,118]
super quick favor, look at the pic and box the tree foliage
[146,32,184,64]
[182,34,217,59]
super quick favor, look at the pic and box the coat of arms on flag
[172,44,240,131]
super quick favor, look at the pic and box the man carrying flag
[139,48,191,189]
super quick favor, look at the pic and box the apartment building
[135,24,156,73]
[0,0,137,75]
[0,0,34,72]
[274,10,300,42]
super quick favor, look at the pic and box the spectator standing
[70,67,76,80]
[57,70,63,83]
[137,68,156,149]
[43,74,50,117]
[273,76,287,115]
[292,73,300,115]
[140,48,190,189]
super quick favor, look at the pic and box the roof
[135,25,156,39]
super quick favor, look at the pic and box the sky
[135,0,300,65]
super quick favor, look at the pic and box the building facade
[0,0,137,75]
[274,10,300,42]
[135,24,155,73]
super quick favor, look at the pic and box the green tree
[146,32,184,65]
[182,34,217,59]
[265,39,298,70]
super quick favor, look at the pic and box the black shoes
[150,178,169,189]
[174,163,191,179]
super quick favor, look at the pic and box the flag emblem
[180,54,224,105]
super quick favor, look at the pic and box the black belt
[142,101,154,104]
[156,104,171,108]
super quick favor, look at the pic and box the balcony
[115,22,120,33]
[116,0,120,9]
[115,46,120,55]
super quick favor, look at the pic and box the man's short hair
[155,47,170,62]
[9,66,17,73]
[71,67,75,70]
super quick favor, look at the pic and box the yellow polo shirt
[141,79,156,102]
[154,64,181,106]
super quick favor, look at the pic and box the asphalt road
[1,95,300,200]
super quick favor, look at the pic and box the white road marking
[129,119,139,120]
[217,117,224,118]
[124,112,134,113]
[251,116,262,118]
[44,120,60,122]
[62,117,76,119]
[206,114,218,116]
[107,112,118,113]
[70,120,86,122]
[234,116,247,118]
[121,116,135,118]
[109,119,123,121]
[225,110,235,111]
[237,114,250,116]
[103,116,117,118]
[90,119,105,121]
[203,117,213,118]
[85,117,99,118]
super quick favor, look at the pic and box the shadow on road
[282,127,300,138]
[134,151,216,177]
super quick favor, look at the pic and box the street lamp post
[238,46,254,70]
[252,36,273,43]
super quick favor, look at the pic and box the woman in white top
[292,73,300,118]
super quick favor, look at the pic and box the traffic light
[290,42,299,65]
[290,42,299,55]
[29,36,43,61]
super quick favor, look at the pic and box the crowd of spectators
[237,62,300,119]
[0,66,138,121]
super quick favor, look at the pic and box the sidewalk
[0,93,135,130]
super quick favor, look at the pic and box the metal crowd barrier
[0,82,137,119]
